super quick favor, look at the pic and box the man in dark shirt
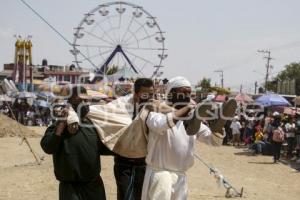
[41,85,112,200]
[113,78,154,200]
[295,114,300,161]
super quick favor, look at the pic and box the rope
[19,0,72,45]
[194,153,243,198]
[19,0,102,70]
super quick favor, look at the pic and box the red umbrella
[235,93,253,104]
[283,107,300,116]
[214,95,227,102]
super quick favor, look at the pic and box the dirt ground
[0,114,40,138]
[0,126,300,200]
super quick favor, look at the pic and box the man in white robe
[65,78,196,200]
[142,76,223,200]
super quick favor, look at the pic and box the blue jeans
[251,141,265,154]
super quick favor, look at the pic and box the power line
[270,40,300,51]
[19,0,99,70]
[19,0,71,45]
[219,52,258,71]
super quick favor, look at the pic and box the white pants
[141,166,188,200]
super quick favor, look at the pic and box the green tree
[274,62,300,95]
[197,77,211,89]
[106,65,119,75]
[266,80,277,93]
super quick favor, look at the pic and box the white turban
[166,76,192,95]
[205,94,215,102]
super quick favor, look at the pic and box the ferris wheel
[70,1,167,79]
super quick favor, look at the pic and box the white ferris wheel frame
[71,1,167,78]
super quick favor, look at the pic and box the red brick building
[0,63,89,84]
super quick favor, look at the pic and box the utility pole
[254,81,258,94]
[257,50,273,93]
[214,70,224,88]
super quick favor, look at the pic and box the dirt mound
[0,114,40,138]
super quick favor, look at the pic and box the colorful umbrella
[214,95,227,102]
[86,90,108,99]
[17,92,37,99]
[0,94,12,102]
[34,100,50,108]
[36,91,55,100]
[235,93,253,104]
[255,93,291,107]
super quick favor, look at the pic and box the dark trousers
[287,137,295,157]
[272,141,282,161]
[59,176,106,200]
[114,156,146,200]
[223,124,232,145]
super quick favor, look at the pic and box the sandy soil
[0,114,40,138]
[0,126,299,200]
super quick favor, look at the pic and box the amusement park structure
[9,1,168,86]
[12,35,33,91]
[71,1,167,80]
[0,38,89,88]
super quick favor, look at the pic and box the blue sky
[1,0,300,92]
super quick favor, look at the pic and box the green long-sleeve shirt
[41,118,113,182]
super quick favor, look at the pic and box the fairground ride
[70,1,167,81]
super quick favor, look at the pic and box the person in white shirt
[64,79,194,200]
[110,78,193,200]
[141,76,223,200]
[284,117,295,159]
[230,116,242,146]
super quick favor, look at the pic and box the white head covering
[273,111,280,116]
[166,76,192,95]
[205,94,215,102]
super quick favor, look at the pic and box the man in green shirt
[41,85,112,200]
